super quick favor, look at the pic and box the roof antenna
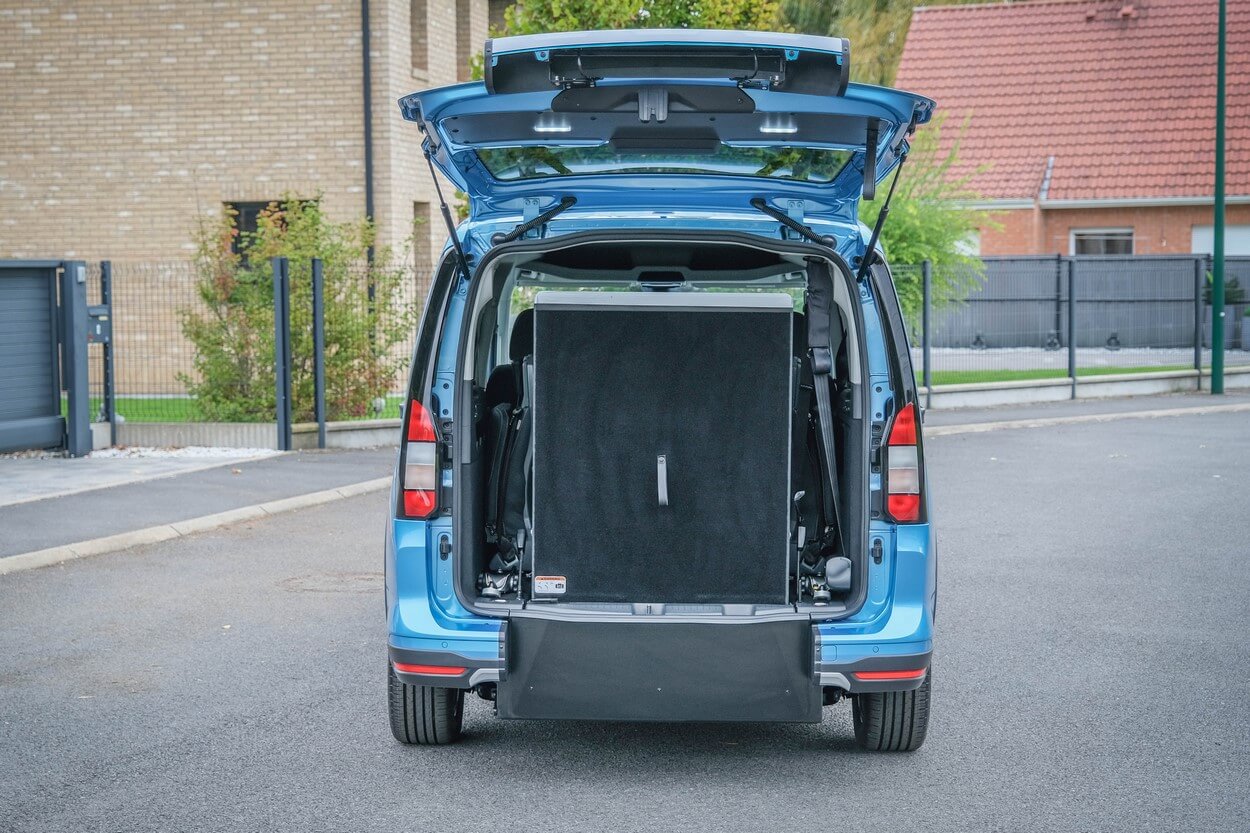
[423,145,473,282]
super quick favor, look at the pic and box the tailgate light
[886,402,922,523]
[393,662,466,676]
[853,668,927,681]
[402,400,438,519]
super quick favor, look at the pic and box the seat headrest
[509,307,535,361]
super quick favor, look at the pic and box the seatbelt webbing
[806,260,847,557]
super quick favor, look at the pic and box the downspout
[1035,155,1055,253]
[360,0,376,269]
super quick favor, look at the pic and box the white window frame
[1069,227,1134,256]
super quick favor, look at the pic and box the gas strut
[854,153,907,283]
[423,147,473,282]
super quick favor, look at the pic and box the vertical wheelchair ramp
[529,291,795,606]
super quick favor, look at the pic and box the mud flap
[496,617,821,722]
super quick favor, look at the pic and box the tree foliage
[502,0,780,35]
[182,199,418,422]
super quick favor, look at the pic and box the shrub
[181,198,418,422]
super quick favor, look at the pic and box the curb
[0,477,392,577]
[926,401,1250,437]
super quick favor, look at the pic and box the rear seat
[792,312,823,560]
[482,309,534,558]
[482,308,533,412]
[793,309,846,559]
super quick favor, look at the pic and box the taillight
[402,399,438,518]
[886,402,922,523]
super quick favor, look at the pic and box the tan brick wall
[980,204,1250,256]
[0,0,480,271]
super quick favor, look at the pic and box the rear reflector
[885,402,921,523]
[401,400,438,519]
[393,662,467,676]
[853,667,927,681]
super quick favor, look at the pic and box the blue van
[386,30,936,751]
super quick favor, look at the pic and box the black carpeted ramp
[531,291,793,605]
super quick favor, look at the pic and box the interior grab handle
[657,454,669,507]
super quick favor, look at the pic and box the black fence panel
[930,256,1066,352]
[915,254,1250,387]
[100,259,428,425]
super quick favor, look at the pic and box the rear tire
[388,664,465,745]
[852,672,931,751]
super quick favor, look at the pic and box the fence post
[59,261,91,456]
[272,256,292,451]
[921,260,932,408]
[1194,256,1204,388]
[1067,258,1077,400]
[311,258,327,450]
[101,261,117,446]
[1054,253,1064,346]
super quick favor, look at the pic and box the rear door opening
[389,28,937,736]
[447,232,870,621]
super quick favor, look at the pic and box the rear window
[507,273,806,317]
[476,145,854,184]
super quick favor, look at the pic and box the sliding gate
[0,260,93,455]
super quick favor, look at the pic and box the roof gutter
[967,195,1250,211]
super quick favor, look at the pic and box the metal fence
[89,258,429,431]
[899,255,1250,388]
[81,253,1247,441]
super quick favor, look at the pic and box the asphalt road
[2,410,1248,832]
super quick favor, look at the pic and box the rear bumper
[389,618,930,720]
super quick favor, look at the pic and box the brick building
[0,0,502,267]
[895,0,1249,257]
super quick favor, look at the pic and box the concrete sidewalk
[0,448,395,561]
[922,390,1250,428]
[0,448,279,507]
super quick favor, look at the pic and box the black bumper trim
[388,641,505,690]
[817,650,932,693]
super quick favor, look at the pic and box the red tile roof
[894,0,1249,202]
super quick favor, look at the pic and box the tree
[859,114,993,321]
[502,0,780,35]
[777,0,1030,86]
[777,0,914,85]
